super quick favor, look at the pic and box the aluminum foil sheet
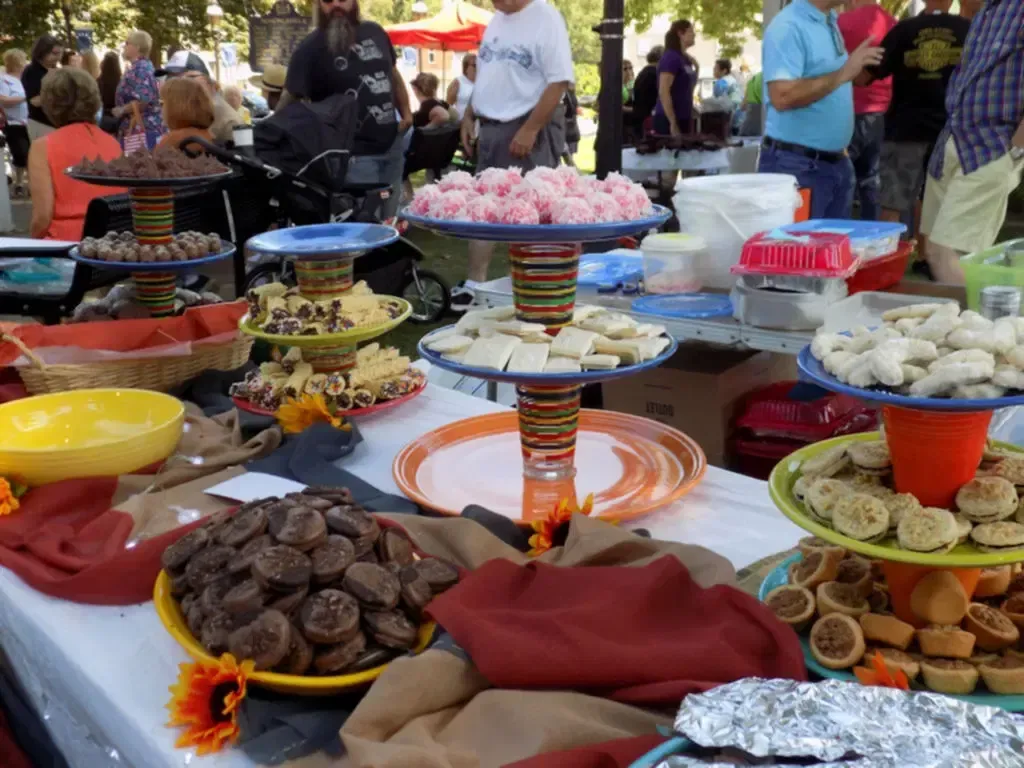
[656,678,1024,767]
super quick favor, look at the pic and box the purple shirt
[115,58,165,144]
[653,49,698,130]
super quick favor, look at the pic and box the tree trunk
[594,0,623,178]
[61,4,75,50]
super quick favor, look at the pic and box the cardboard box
[602,345,797,467]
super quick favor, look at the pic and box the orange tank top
[44,123,125,241]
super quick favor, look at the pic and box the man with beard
[282,0,411,219]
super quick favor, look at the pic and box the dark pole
[594,0,624,179]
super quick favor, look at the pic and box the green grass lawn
[377,134,596,357]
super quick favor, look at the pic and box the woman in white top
[446,53,476,120]
[0,49,30,196]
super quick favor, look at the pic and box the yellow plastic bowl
[0,388,184,485]
[154,570,436,695]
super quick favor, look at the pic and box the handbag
[122,101,147,154]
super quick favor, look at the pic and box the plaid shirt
[929,0,1024,179]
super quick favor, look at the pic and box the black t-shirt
[413,98,448,129]
[21,61,50,126]
[285,22,398,154]
[870,11,971,144]
[632,64,658,128]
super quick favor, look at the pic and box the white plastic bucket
[641,233,707,293]
[673,173,802,290]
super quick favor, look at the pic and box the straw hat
[250,64,286,93]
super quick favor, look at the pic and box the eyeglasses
[322,0,348,5]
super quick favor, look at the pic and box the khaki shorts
[921,136,1024,253]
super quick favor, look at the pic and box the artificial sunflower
[0,477,21,517]
[275,393,351,435]
[528,493,596,556]
[853,651,910,691]
[166,653,254,755]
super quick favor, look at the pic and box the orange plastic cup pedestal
[882,406,992,508]
[881,561,981,627]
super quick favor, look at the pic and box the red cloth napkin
[426,557,806,706]
[507,735,667,768]
[0,479,202,604]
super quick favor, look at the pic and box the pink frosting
[464,195,502,223]
[587,192,620,223]
[601,171,635,193]
[428,190,471,220]
[498,198,541,225]
[475,167,523,197]
[408,185,442,216]
[437,171,475,192]
[550,198,597,225]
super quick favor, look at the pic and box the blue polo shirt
[763,0,853,152]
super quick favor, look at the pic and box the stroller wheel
[242,262,295,294]
[401,268,450,324]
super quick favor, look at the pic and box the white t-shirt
[470,0,575,122]
[453,74,474,119]
[0,73,28,125]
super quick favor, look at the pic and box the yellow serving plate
[0,389,184,485]
[238,298,412,348]
[154,570,435,695]
[769,432,1024,568]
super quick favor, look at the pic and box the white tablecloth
[0,381,803,768]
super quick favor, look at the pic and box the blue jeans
[758,143,855,219]
[848,113,884,221]
[346,128,409,220]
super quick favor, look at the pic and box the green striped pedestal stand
[294,256,358,375]
[509,243,582,480]
[129,187,177,317]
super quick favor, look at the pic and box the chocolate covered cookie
[399,567,433,617]
[217,503,269,547]
[306,485,354,504]
[350,645,397,672]
[222,579,266,615]
[378,528,415,566]
[277,624,314,675]
[186,602,206,636]
[186,545,236,592]
[269,584,309,616]
[299,589,360,644]
[285,492,333,511]
[162,527,210,572]
[270,507,328,551]
[228,534,274,575]
[313,631,367,675]
[343,563,400,610]
[363,610,418,650]
[201,612,234,655]
[200,573,238,615]
[311,535,357,584]
[325,505,377,539]
[252,545,312,591]
[228,610,294,670]
[413,558,459,593]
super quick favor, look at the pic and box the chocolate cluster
[162,487,458,676]
[72,147,227,179]
[79,231,223,263]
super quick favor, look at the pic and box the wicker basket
[5,332,254,395]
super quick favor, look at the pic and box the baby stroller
[183,94,450,322]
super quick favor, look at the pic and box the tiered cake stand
[760,345,1024,710]
[239,224,413,395]
[397,208,708,523]
[65,169,235,317]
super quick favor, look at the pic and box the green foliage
[575,62,601,97]
[626,0,764,48]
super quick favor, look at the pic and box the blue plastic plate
[632,293,733,319]
[401,205,672,243]
[418,326,678,386]
[797,345,1024,411]
[245,223,399,257]
[577,251,644,287]
[69,244,235,271]
[759,554,1024,711]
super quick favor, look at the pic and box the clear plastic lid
[641,232,707,253]
[577,251,644,286]
[632,293,733,319]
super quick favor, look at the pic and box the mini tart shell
[916,626,977,659]
[977,657,1024,695]
[1000,594,1024,630]
[863,647,920,681]
[920,659,979,695]
[975,566,1012,599]
[809,613,865,671]
[835,556,873,598]
[764,585,816,631]
[859,612,915,651]
[962,602,1020,651]
[909,570,969,626]
[790,549,843,591]
[797,536,846,561]
[816,581,869,619]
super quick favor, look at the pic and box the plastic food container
[961,239,1024,311]
[641,233,707,294]
[845,241,913,294]
[780,219,906,261]
[732,231,857,278]
[731,277,847,330]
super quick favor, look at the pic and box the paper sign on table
[204,472,306,503]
